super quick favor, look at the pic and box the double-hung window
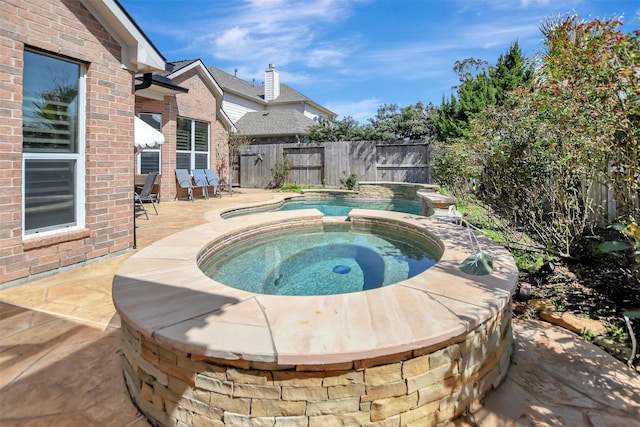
[138,113,162,174]
[176,117,209,170]
[22,50,85,236]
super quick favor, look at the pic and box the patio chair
[203,168,221,198]
[175,169,195,201]
[192,169,210,199]
[135,172,158,219]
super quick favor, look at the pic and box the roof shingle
[208,66,315,105]
[235,109,315,136]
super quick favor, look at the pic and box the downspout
[135,73,153,91]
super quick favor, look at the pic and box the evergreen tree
[433,43,533,141]
[433,95,465,140]
[457,72,497,125]
[490,41,533,105]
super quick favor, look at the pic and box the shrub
[340,173,358,190]
[270,156,292,188]
[431,139,480,200]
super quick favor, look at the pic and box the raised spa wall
[303,182,457,217]
[115,200,517,427]
[121,305,511,427]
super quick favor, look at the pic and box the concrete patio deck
[1,188,638,426]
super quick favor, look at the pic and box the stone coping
[300,188,359,196]
[113,208,518,366]
[417,190,457,209]
[358,181,440,190]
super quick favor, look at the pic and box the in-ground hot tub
[113,208,518,426]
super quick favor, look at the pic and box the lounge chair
[203,168,221,198]
[192,169,210,199]
[135,172,158,219]
[175,169,195,201]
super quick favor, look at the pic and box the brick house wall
[135,66,230,202]
[0,0,157,285]
[212,115,231,186]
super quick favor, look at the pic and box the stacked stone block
[120,306,512,427]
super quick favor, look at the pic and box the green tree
[457,72,496,125]
[433,59,495,140]
[473,15,639,256]
[538,15,639,219]
[368,102,434,141]
[433,45,532,141]
[433,95,466,141]
[306,116,372,142]
[490,41,534,105]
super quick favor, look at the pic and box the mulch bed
[514,253,640,366]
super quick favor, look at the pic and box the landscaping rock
[528,299,555,313]
[539,311,607,336]
[516,282,532,301]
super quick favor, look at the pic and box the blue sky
[119,0,639,122]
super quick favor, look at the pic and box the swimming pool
[200,223,438,296]
[222,196,421,218]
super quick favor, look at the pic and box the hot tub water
[201,224,438,296]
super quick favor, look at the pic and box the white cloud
[306,47,348,68]
[214,27,253,56]
[325,98,381,123]
[520,0,551,7]
[197,0,362,69]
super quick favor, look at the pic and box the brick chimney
[264,64,280,101]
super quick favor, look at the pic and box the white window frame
[176,116,210,170]
[22,50,86,238]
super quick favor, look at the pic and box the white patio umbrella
[134,116,165,151]
[133,116,164,248]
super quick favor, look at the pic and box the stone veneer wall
[120,306,512,427]
[357,183,433,200]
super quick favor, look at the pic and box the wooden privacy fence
[238,140,432,188]
[235,140,634,224]
[588,178,639,223]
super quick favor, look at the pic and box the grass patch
[278,183,304,193]
[277,182,330,193]
[512,250,549,274]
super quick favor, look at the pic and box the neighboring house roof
[236,109,315,136]
[136,59,234,131]
[208,66,335,117]
[80,0,165,73]
[207,66,258,99]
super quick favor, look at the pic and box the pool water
[280,198,420,216]
[201,225,438,296]
[223,197,421,218]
